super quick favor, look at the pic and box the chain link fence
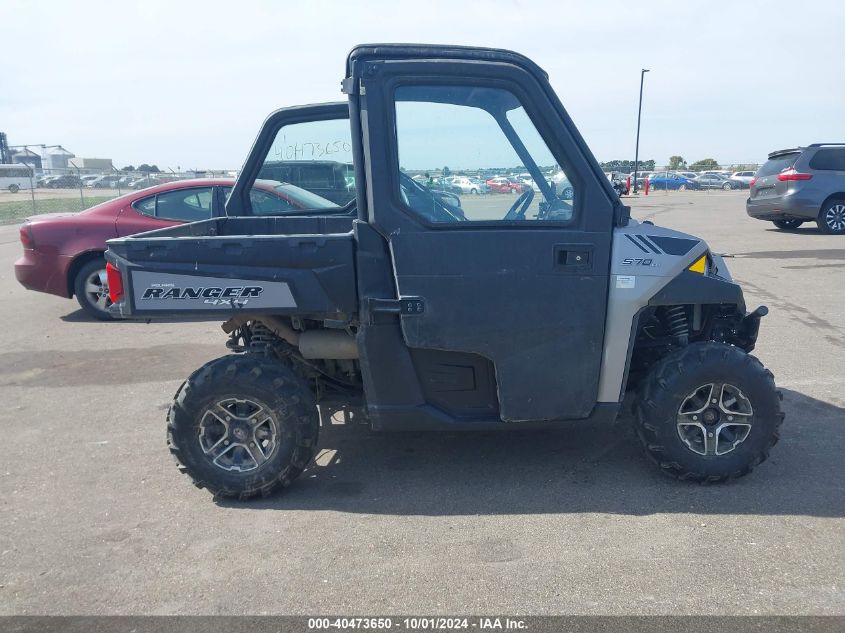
[0,167,234,225]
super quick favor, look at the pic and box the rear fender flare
[66,250,105,297]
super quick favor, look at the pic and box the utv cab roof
[345,43,550,82]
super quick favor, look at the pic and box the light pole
[633,68,649,193]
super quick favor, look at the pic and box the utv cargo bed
[105,215,356,319]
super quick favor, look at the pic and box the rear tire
[722,182,732,191]
[817,198,845,234]
[8,184,20,193]
[635,342,783,483]
[167,354,319,499]
[772,219,804,230]
[73,257,115,321]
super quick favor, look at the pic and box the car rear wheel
[470,188,478,195]
[722,182,732,191]
[772,219,803,230]
[73,258,115,321]
[562,186,574,199]
[8,184,20,193]
[818,199,845,235]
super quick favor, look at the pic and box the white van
[0,164,34,192]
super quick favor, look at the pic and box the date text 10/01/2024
[306,617,527,630]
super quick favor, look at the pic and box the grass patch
[0,196,114,225]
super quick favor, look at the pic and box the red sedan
[485,176,524,193]
[14,178,338,319]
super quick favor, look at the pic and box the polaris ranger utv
[105,44,782,499]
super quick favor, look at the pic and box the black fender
[648,270,746,313]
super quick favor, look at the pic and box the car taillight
[106,262,123,304]
[777,168,813,181]
[19,224,34,249]
[749,177,757,187]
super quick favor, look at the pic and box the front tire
[9,184,20,193]
[772,219,804,230]
[167,354,319,499]
[722,182,732,191]
[635,342,783,483]
[817,198,845,234]
[73,257,115,320]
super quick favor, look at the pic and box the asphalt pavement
[0,190,843,615]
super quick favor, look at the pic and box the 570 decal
[621,257,657,267]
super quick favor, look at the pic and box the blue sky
[2,0,843,170]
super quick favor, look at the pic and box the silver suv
[746,143,845,234]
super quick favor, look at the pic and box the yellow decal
[688,255,707,274]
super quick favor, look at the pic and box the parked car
[746,143,845,234]
[694,173,733,190]
[449,176,488,194]
[675,171,698,180]
[44,174,83,189]
[129,176,162,189]
[259,160,354,205]
[486,176,523,193]
[606,172,628,196]
[725,176,750,190]
[429,178,462,196]
[14,178,340,320]
[87,174,123,188]
[731,170,756,185]
[648,173,700,191]
[79,175,101,186]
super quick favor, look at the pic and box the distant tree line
[600,159,656,172]
[601,157,743,172]
[120,164,161,173]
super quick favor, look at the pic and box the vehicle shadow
[218,388,845,518]
[763,226,824,235]
[60,308,216,324]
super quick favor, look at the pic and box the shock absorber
[665,305,689,346]
[248,320,277,354]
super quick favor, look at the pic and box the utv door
[348,46,618,424]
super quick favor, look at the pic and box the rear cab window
[229,117,356,216]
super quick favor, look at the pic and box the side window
[809,149,845,171]
[253,118,355,213]
[394,85,576,224]
[154,187,214,222]
[134,195,156,217]
[222,185,327,216]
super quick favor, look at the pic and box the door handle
[553,244,593,271]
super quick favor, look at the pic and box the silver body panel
[598,219,709,402]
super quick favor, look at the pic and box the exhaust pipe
[298,330,358,359]
[222,317,358,359]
